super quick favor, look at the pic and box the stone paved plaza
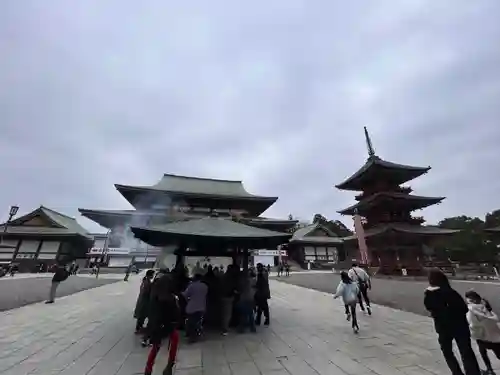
[1,277,499,375]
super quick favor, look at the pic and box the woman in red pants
[144,275,180,375]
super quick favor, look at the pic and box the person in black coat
[424,268,481,375]
[255,263,271,326]
[134,269,155,333]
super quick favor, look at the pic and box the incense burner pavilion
[79,174,296,268]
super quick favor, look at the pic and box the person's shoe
[45,300,54,304]
[264,319,270,326]
[367,307,372,315]
[141,340,150,347]
[221,330,228,336]
[255,319,261,326]
[346,313,351,321]
[353,325,359,334]
[162,362,174,375]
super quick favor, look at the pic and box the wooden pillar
[242,248,249,271]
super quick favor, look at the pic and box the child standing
[465,290,500,375]
[334,271,360,333]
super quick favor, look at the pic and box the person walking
[424,268,481,375]
[220,264,239,335]
[255,263,271,326]
[237,270,257,333]
[134,270,155,333]
[182,273,208,343]
[285,263,290,277]
[465,290,500,375]
[348,263,372,315]
[143,275,180,375]
[45,264,69,304]
[334,271,360,333]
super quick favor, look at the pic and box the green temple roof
[115,174,278,216]
[338,192,444,215]
[131,216,291,249]
[0,206,92,239]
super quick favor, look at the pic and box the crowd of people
[133,261,272,375]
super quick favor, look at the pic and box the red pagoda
[336,127,458,275]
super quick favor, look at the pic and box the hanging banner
[353,214,369,264]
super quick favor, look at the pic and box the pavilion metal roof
[338,192,444,215]
[131,216,291,249]
[335,156,431,191]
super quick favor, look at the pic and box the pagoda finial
[364,126,376,157]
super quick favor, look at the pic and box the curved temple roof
[338,192,444,215]
[131,216,291,249]
[335,156,431,191]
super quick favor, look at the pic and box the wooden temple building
[79,174,296,268]
[336,128,458,275]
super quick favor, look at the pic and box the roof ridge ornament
[364,126,376,158]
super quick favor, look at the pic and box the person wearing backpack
[334,271,360,333]
[348,263,372,315]
[465,290,500,375]
[46,263,69,304]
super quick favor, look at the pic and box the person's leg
[344,304,351,320]
[357,288,365,311]
[48,282,59,302]
[477,340,493,372]
[350,303,358,332]
[221,297,233,333]
[490,342,500,360]
[360,284,371,314]
[262,299,270,325]
[454,333,481,375]
[255,298,263,325]
[438,333,465,375]
[144,342,161,375]
[163,329,179,375]
[247,302,256,332]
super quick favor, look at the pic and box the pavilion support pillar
[242,248,249,271]
[175,244,187,269]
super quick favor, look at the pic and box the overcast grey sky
[1,1,499,232]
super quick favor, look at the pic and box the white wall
[254,255,274,267]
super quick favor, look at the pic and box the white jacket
[348,267,370,284]
[334,281,359,305]
[466,300,500,343]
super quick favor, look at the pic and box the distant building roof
[338,192,444,215]
[131,216,291,249]
[335,156,431,191]
[0,206,92,239]
[342,224,459,241]
[115,174,278,216]
[290,222,343,245]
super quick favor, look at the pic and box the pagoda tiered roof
[342,223,459,241]
[335,155,431,191]
[338,192,444,216]
[115,174,277,216]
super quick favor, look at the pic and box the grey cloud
[1,0,499,232]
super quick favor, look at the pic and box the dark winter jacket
[424,285,469,335]
[147,292,180,344]
[52,267,69,283]
[255,272,270,300]
[133,277,153,319]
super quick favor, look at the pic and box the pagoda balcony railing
[354,186,413,201]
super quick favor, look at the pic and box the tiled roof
[131,216,291,248]
[338,193,444,215]
[335,156,431,191]
[1,206,92,239]
[116,174,278,200]
[290,223,343,244]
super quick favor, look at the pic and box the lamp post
[1,205,19,245]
